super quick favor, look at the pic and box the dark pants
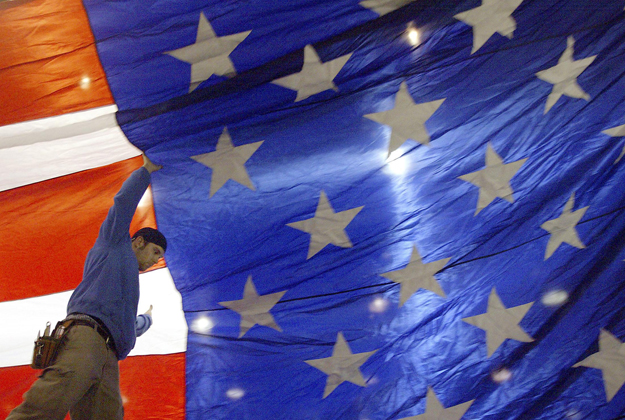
[7,325,123,420]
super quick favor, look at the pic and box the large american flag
[1,0,625,419]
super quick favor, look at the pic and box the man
[8,154,167,420]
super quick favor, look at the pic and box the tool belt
[31,314,117,370]
[31,319,74,370]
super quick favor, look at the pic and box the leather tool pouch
[31,320,74,369]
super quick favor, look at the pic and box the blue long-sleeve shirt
[67,167,151,360]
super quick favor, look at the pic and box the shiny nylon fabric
[83,0,625,419]
[0,0,113,126]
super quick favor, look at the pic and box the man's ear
[133,236,145,248]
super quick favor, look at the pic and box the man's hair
[132,227,167,252]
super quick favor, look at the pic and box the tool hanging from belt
[31,319,75,370]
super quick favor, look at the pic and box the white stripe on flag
[0,105,141,192]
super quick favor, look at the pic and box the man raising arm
[8,154,167,420]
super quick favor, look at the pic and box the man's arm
[97,154,162,244]
[135,305,153,337]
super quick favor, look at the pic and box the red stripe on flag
[120,353,186,419]
[0,156,159,302]
[0,365,40,417]
[0,0,113,126]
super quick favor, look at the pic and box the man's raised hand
[142,154,162,174]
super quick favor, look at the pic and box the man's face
[133,237,165,271]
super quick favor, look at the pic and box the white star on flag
[400,387,474,420]
[273,45,352,102]
[165,12,251,92]
[603,123,625,163]
[287,191,363,259]
[191,127,263,197]
[360,0,415,16]
[454,0,524,54]
[304,332,377,398]
[364,82,445,156]
[380,246,450,307]
[535,36,596,114]
[458,143,526,215]
[218,275,287,338]
[540,192,588,260]
[462,288,534,357]
[574,329,625,402]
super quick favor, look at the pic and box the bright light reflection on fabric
[80,76,91,89]
[407,27,419,45]
[491,367,512,383]
[386,153,409,175]
[226,388,245,400]
[369,297,389,313]
[541,290,569,306]
[190,315,214,334]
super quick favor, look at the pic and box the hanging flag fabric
[2,0,625,419]
[78,0,625,418]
